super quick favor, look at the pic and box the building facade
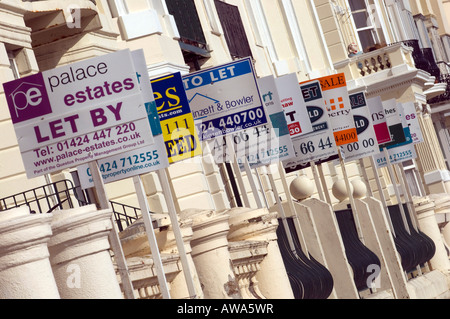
[0,0,449,299]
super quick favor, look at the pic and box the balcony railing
[334,42,414,80]
[428,73,450,104]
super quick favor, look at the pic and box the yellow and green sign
[150,72,202,163]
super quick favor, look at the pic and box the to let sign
[183,58,268,141]
[77,49,170,188]
[3,49,154,178]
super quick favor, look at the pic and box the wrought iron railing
[0,179,148,232]
[428,73,450,104]
[400,40,429,72]
[110,200,141,232]
[0,179,90,214]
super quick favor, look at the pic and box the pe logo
[3,73,52,124]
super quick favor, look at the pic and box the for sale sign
[373,100,416,168]
[236,75,295,168]
[401,102,424,144]
[380,99,408,148]
[373,144,417,168]
[314,73,358,146]
[206,75,295,168]
[3,49,154,178]
[182,57,268,141]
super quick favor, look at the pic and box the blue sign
[182,57,268,141]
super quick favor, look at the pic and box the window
[8,51,19,80]
[107,0,128,17]
[166,0,210,69]
[348,0,382,52]
[166,0,208,50]
[214,0,252,60]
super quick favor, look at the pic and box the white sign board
[373,100,416,168]
[283,80,337,169]
[275,73,314,137]
[401,102,424,144]
[182,57,268,141]
[366,96,392,145]
[380,99,408,148]
[373,143,417,168]
[207,76,295,168]
[77,49,169,188]
[3,49,154,178]
[314,73,358,146]
[341,91,379,162]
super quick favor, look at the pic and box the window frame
[347,0,389,52]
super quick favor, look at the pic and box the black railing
[111,200,141,232]
[428,72,450,104]
[276,217,334,299]
[0,179,150,233]
[393,40,450,104]
[398,40,441,79]
[0,179,90,214]
[400,40,429,71]
[334,208,381,292]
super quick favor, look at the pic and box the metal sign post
[337,147,365,244]
[88,161,135,299]
[133,175,171,299]
[266,164,297,254]
[382,147,411,235]
[157,168,198,299]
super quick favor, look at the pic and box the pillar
[119,217,204,299]
[179,208,240,299]
[0,206,60,299]
[48,205,123,299]
[227,207,295,299]
[161,219,204,299]
[414,197,450,272]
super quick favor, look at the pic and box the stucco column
[0,206,60,299]
[179,209,240,299]
[414,197,450,272]
[157,219,204,299]
[443,222,450,253]
[119,217,203,299]
[227,207,295,299]
[48,205,123,299]
[416,106,450,193]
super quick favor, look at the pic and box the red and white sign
[302,73,357,146]
[401,102,424,144]
[366,96,392,145]
[275,73,313,138]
